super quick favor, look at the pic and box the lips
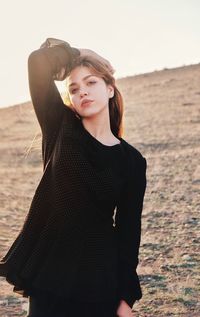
[81,99,94,107]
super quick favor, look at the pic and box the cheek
[69,95,77,105]
[96,89,109,104]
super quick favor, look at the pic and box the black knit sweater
[0,43,147,308]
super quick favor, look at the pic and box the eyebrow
[68,75,96,88]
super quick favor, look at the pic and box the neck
[81,107,115,142]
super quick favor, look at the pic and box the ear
[108,85,114,98]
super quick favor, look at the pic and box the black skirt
[27,290,120,317]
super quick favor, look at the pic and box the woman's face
[66,66,114,118]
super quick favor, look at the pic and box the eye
[69,81,97,94]
[70,88,78,94]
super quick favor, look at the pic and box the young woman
[0,38,147,317]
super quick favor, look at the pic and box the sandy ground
[0,63,200,316]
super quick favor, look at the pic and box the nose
[79,88,88,97]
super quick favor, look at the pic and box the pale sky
[0,0,199,108]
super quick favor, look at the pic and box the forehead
[66,66,98,87]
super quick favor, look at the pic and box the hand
[116,299,136,317]
[40,37,70,49]
[78,48,115,75]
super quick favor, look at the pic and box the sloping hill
[0,63,199,316]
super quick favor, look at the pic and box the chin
[81,108,100,118]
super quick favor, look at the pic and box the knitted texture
[0,44,147,308]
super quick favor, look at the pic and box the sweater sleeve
[115,155,147,308]
[27,44,80,166]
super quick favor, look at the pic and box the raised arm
[28,39,80,165]
[115,153,147,309]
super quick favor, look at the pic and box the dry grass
[0,63,200,316]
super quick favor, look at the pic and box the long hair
[63,55,124,138]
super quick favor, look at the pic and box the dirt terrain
[0,63,199,316]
